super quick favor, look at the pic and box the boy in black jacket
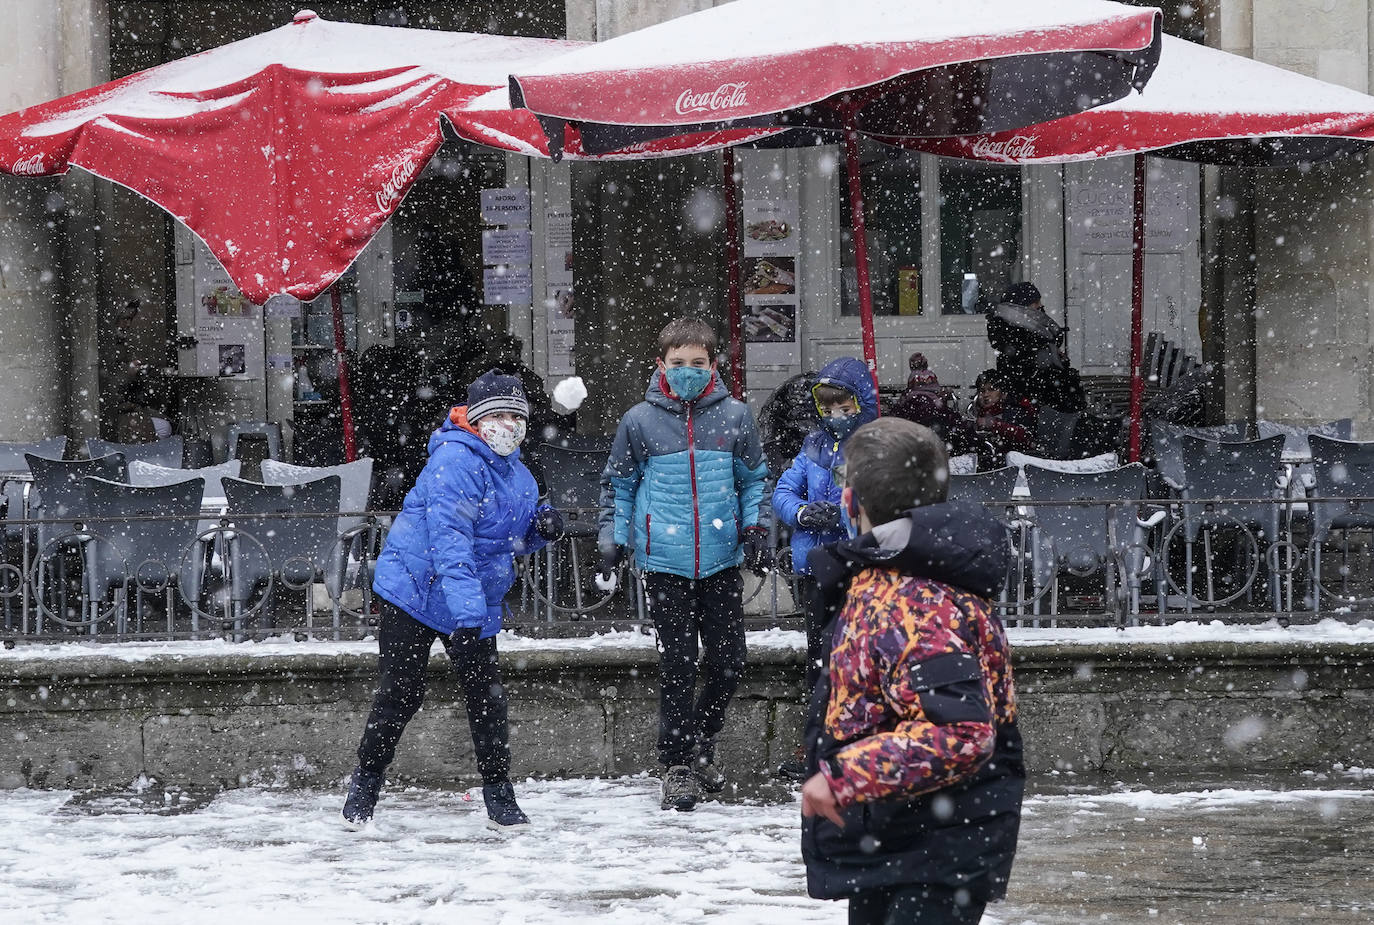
[800,417,1023,925]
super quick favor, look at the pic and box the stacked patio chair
[225,420,284,480]
[1177,435,1288,612]
[1306,435,1374,608]
[86,435,184,468]
[523,439,615,621]
[1022,464,1148,623]
[24,453,129,633]
[82,475,205,637]
[260,457,377,634]
[220,474,341,639]
[1147,420,1249,494]
[0,437,67,628]
[948,466,1022,615]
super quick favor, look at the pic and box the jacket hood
[814,356,879,433]
[811,500,1010,599]
[644,367,730,413]
[429,405,519,466]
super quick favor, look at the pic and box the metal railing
[5,496,1374,645]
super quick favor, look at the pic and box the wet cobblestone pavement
[2,773,1371,923]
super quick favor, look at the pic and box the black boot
[342,766,383,828]
[482,780,530,831]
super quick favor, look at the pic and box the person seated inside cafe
[969,368,1037,470]
[888,352,974,455]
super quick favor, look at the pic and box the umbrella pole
[331,285,358,463]
[723,147,745,399]
[1127,153,1147,463]
[842,111,881,398]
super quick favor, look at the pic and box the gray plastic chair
[0,436,67,540]
[259,458,374,610]
[1023,464,1147,620]
[523,442,610,620]
[83,476,204,635]
[86,435,184,469]
[1307,435,1374,604]
[25,453,129,554]
[1148,421,1248,493]
[949,467,1020,505]
[226,421,283,463]
[1178,435,1286,611]
[1032,407,1080,460]
[221,475,341,636]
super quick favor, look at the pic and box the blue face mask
[826,411,861,439]
[664,365,712,402]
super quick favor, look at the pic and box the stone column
[0,0,106,442]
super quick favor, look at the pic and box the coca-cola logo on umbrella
[969,135,1039,160]
[11,153,46,176]
[675,82,749,116]
[374,155,419,213]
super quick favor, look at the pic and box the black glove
[598,544,626,582]
[741,526,774,576]
[796,501,840,531]
[534,505,564,541]
[448,626,482,645]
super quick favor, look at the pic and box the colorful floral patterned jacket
[801,501,1024,902]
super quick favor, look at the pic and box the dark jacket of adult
[801,501,1024,902]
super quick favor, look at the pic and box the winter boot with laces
[482,780,531,832]
[661,765,699,812]
[775,746,807,783]
[693,754,727,794]
[342,766,383,828]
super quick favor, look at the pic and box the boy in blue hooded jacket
[344,369,564,831]
[597,318,772,812]
[771,357,878,779]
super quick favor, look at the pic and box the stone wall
[3,640,1373,791]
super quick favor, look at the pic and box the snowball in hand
[553,376,588,412]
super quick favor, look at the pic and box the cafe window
[937,160,1022,314]
[840,140,1023,317]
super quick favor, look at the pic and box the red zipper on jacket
[645,513,651,555]
[687,402,701,578]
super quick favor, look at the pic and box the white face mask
[477,417,527,456]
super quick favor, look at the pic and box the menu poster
[743,295,798,366]
[192,243,264,380]
[545,208,574,287]
[742,199,800,258]
[546,284,576,376]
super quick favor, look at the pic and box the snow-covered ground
[3,618,1374,663]
[3,776,1373,925]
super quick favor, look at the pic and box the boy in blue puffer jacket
[771,356,878,780]
[344,369,564,831]
[597,318,771,813]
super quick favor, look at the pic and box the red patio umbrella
[896,35,1374,461]
[505,0,1165,389]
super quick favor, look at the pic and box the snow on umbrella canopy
[895,35,1374,166]
[0,11,593,305]
[506,0,1165,158]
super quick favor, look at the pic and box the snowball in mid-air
[552,376,588,412]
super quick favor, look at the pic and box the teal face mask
[664,365,712,402]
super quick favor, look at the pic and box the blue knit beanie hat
[466,368,529,422]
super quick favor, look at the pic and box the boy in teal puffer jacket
[597,318,771,812]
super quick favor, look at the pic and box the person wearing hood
[343,369,565,831]
[597,318,771,813]
[770,356,878,780]
[799,417,1023,925]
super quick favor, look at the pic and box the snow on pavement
[4,619,1374,664]
[5,777,1374,925]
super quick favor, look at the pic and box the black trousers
[642,568,747,767]
[848,885,987,925]
[798,575,825,691]
[355,599,511,784]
